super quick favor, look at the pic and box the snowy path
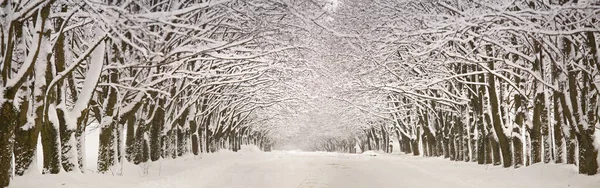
[11,151,600,188]
[189,152,474,188]
[129,151,600,188]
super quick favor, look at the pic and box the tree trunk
[449,132,456,161]
[191,120,199,155]
[41,106,61,174]
[486,58,512,167]
[411,129,420,156]
[1,19,25,187]
[576,130,598,175]
[513,136,523,168]
[13,92,35,175]
[0,102,17,187]
[531,93,545,164]
[401,133,411,154]
[53,4,79,173]
[125,114,136,162]
[483,114,493,164]
[511,68,525,168]
[575,31,599,175]
[476,124,485,164]
[97,68,119,173]
[552,57,564,164]
[490,138,501,166]
[177,125,186,155]
[39,9,61,173]
[567,65,598,175]
[132,119,149,165]
[150,99,165,161]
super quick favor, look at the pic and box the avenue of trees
[1,0,599,187]
[0,0,324,187]
[320,0,600,175]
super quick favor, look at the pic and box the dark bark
[567,64,598,175]
[483,114,493,164]
[401,133,411,154]
[41,111,61,174]
[531,93,545,164]
[40,25,61,175]
[456,116,464,161]
[551,55,564,164]
[76,109,90,172]
[1,18,25,187]
[97,68,119,173]
[512,69,525,168]
[422,114,437,157]
[53,4,79,172]
[132,119,148,165]
[576,129,598,175]
[412,128,420,156]
[566,128,576,164]
[177,126,186,156]
[575,31,599,175]
[150,99,165,161]
[475,63,487,165]
[125,114,136,162]
[490,138,501,166]
[0,102,17,187]
[191,120,199,155]
[449,131,456,161]
[513,136,523,168]
[13,93,35,175]
[476,124,485,164]
[557,83,577,165]
[422,135,429,156]
[486,58,512,167]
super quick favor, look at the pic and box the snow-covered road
[193,152,478,188]
[135,151,599,188]
[11,150,600,188]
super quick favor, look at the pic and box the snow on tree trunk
[552,56,564,164]
[0,101,17,187]
[13,87,34,175]
[486,50,512,168]
[149,98,165,161]
[97,66,119,173]
[531,38,547,164]
[36,4,62,174]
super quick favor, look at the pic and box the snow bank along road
[11,150,600,188]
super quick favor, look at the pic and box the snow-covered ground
[12,147,600,188]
